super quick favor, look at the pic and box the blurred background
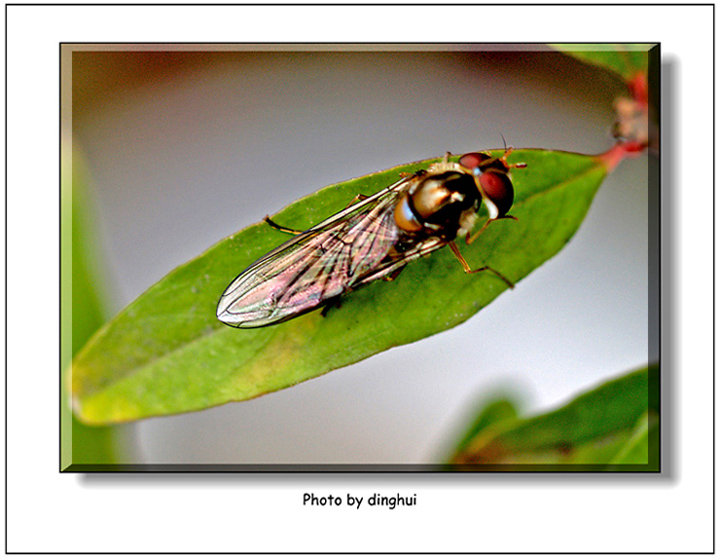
[68,45,651,465]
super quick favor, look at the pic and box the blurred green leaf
[608,412,659,468]
[61,140,124,468]
[450,364,659,470]
[453,398,521,454]
[550,44,650,82]
[71,148,610,425]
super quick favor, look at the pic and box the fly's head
[458,149,526,221]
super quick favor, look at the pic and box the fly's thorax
[393,169,481,240]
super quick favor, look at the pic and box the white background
[6,4,714,553]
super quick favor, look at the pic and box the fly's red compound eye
[459,151,512,175]
[479,170,514,219]
[458,152,492,173]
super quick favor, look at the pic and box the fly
[217,149,526,328]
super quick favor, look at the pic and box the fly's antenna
[497,134,526,169]
[500,132,508,151]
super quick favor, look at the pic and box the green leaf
[550,44,650,82]
[453,398,521,457]
[608,412,659,468]
[70,149,610,424]
[450,364,659,470]
[61,140,124,468]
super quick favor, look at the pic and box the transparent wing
[217,176,415,327]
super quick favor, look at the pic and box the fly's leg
[264,216,304,236]
[382,265,406,282]
[264,194,371,236]
[347,194,369,206]
[320,295,344,317]
[321,265,402,318]
[465,215,518,245]
[448,241,515,289]
[465,219,491,245]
